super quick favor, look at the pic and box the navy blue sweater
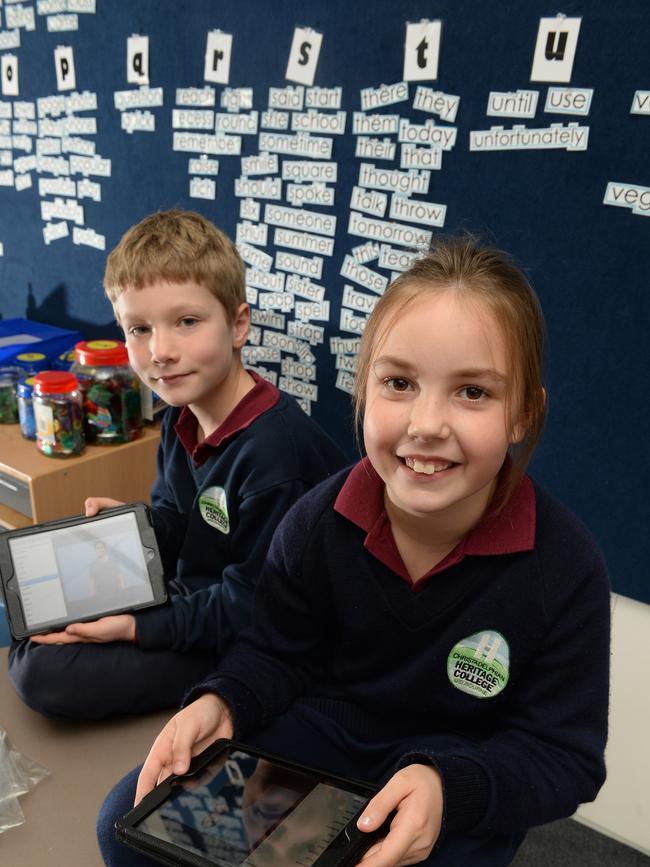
[135,378,347,652]
[189,463,610,839]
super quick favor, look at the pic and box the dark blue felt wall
[0,0,647,601]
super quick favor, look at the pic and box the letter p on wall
[54,45,76,92]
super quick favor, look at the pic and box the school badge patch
[447,630,510,699]
[199,486,230,534]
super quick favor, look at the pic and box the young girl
[98,236,610,867]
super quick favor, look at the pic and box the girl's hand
[29,615,136,644]
[84,496,125,516]
[356,764,444,867]
[135,693,234,805]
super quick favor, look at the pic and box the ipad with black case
[116,739,392,867]
[0,502,166,639]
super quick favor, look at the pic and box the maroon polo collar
[334,457,536,591]
[175,370,280,466]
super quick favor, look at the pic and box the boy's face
[115,280,249,416]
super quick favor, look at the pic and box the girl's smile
[401,456,456,476]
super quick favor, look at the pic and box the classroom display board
[0,0,647,602]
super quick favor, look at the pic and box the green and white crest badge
[447,630,510,699]
[199,486,230,534]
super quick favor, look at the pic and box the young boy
[8,209,347,719]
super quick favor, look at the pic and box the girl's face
[363,290,523,531]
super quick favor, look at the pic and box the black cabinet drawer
[0,471,32,518]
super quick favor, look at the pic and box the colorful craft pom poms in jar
[72,340,143,444]
[33,371,85,457]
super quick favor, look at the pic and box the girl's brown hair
[104,209,245,323]
[353,234,547,504]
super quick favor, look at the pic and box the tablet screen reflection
[135,751,366,867]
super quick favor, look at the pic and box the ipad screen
[135,749,367,867]
[9,511,154,631]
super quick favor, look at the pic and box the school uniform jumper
[8,373,348,718]
[97,459,610,867]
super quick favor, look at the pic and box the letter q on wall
[127,35,149,86]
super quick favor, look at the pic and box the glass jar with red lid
[33,371,85,457]
[72,339,142,444]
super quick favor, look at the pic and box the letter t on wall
[404,20,441,81]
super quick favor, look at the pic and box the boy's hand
[356,764,443,867]
[135,693,233,805]
[84,496,125,516]
[30,614,136,644]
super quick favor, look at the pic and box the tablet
[116,740,391,867]
[0,503,166,639]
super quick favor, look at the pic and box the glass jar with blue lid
[0,366,21,424]
[17,376,37,440]
[53,348,77,370]
[13,351,50,375]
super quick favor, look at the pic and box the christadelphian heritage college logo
[447,630,510,699]
[199,486,230,534]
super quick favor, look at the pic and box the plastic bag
[0,727,50,834]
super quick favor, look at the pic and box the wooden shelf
[0,423,160,527]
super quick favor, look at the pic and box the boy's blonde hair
[104,209,246,323]
[353,234,547,502]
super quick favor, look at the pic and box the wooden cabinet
[0,423,160,529]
